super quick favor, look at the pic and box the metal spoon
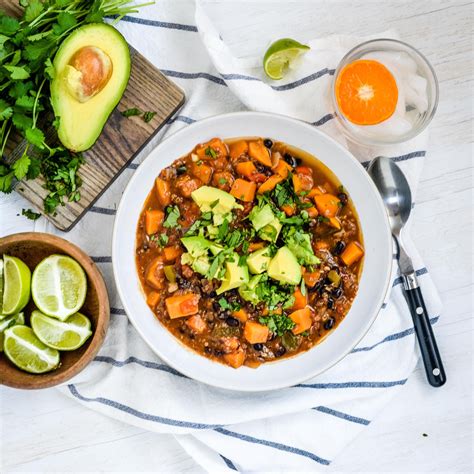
[368,157,446,387]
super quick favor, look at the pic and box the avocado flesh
[51,23,131,152]
[247,247,271,274]
[217,255,249,295]
[267,246,301,285]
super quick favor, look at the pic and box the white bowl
[112,112,392,392]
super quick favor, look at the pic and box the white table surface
[1,1,473,472]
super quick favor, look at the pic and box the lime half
[2,255,31,315]
[263,38,310,80]
[3,325,60,373]
[32,255,87,321]
[0,312,24,352]
[0,259,4,313]
[31,310,92,351]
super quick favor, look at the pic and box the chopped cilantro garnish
[205,146,218,159]
[163,205,181,229]
[143,111,156,123]
[259,313,295,336]
[218,297,241,311]
[218,178,227,185]
[21,208,40,220]
[121,107,142,117]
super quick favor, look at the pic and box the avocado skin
[50,23,131,152]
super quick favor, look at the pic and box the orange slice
[335,59,398,125]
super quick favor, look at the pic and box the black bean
[338,193,348,205]
[327,297,334,309]
[283,153,298,168]
[176,165,187,175]
[204,346,212,354]
[209,290,217,298]
[226,317,240,327]
[214,349,224,357]
[275,346,287,357]
[263,139,273,149]
[253,343,263,351]
[334,241,346,255]
[324,317,335,330]
[213,301,222,312]
[332,286,343,299]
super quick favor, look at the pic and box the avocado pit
[65,46,113,102]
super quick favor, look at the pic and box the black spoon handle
[403,273,446,387]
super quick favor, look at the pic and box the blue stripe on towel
[161,69,227,85]
[166,115,197,125]
[393,267,428,287]
[270,68,335,91]
[119,15,198,32]
[68,384,221,429]
[91,256,112,263]
[89,206,116,215]
[219,454,238,471]
[362,151,426,168]
[313,406,370,425]
[94,355,188,378]
[311,113,334,126]
[296,379,407,389]
[214,427,331,465]
[352,316,440,353]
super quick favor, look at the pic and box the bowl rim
[331,38,439,146]
[112,111,393,391]
[0,232,110,389]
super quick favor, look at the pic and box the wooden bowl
[0,232,109,389]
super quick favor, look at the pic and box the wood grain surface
[8,48,184,231]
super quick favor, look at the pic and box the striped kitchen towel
[24,0,442,471]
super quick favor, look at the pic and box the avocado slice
[258,218,282,243]
[267,246,301,285]
[181,236,210,257]
[238,274,264,305]
[216,254,249,295]
[51,24,131,152]
[191,186,241,215]
[249,204,275,231]
[247,247,271,274]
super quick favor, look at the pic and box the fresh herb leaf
[12,153,30,180]
[259,313,295,336]
[205,146,217,159]
[163,205,181,229]
[121,107,142,117]
[21,208,41,220]
[142,111,156,123]
[4,65,30,80]
[218,297,241,311]
[218,177,227,185]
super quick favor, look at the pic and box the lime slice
[32,255,87,321]
[3,325,60,373]
[0,259,4,314]
[263,38,310,80]
[0,312,24,352]
[2,255,31,315]
[31,310,92,351]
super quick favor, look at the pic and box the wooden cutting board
[7,47,185,232]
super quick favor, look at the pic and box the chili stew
[136,137,364,369]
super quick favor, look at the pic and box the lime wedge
[3,325,60,373]
[2,255,31,315]
[0,312,24,352]
[263,38,310,80]
[0,259,4,314]
[32,255,87,321]
[31,310,92,351]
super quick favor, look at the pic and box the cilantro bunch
[0,0,151,213]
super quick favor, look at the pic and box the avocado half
[50,23,131,152]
